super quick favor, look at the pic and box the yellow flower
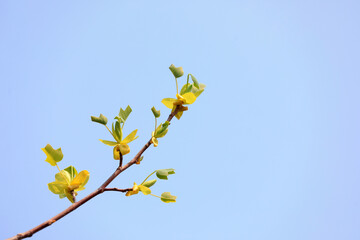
[125,182,151,196]
[161,93,197,119]
[48,166,89,203]
[99,129,138,158]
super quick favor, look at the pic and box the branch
[8,106,180,240]
[103,187,133,192]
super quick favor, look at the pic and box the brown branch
[103,187,133,192]
[8,106,180,240]
[119,150,123,168]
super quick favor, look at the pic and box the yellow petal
[120,144,130,155]
[175,111,183,120]
[181,92,196,104]
[152,137,158,147]
[161,98,177,109]
[113,145,121,160]
[138,185,151,195]
[48,182,67,195]
[126,183,139,196]
[121,129,138,144]
[65,189,75,203]
[70,170,89,191]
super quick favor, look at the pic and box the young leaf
[156,169,175,180]
[55,170,71,184]
[42,144,64,166]
[180,83,193,95]
[151,106,160,118]
[142,179,157,188]
[63,166,78,181]
[138,185,151,195]
[118,105,132,123]
[154,121,169,138]
[91,114,108,125]
[136,156,144,165]
[121,129,138,144]
[99,139,118,146]
[189,74,199,89]
[169,64,184,78]
[193,83,206,97]
[161,192,177,203]
[114,121,122,142]
[48,182,67,195]
[70,170,90,191]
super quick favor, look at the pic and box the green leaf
[99,139,118,146]
[118,105,132,123]
[55,170,71,184]
[48,181,67,195]
[169,64,184,78]
[154,121,170,138]
[161,192,177,203]
[114,121,122,142]
[142,179,157,188]
[42,144,63,166]
[189,74,199,89]
[180,83,193,95]
[193,83,206,97]
[156,169,175,180]
[91,114,108,125]
[151,106,160,118]
[63,166,78,181]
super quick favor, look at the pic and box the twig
[103,188,133,192]
[8,106,180,240]
[119,150,123,168]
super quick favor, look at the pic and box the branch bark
[8,107,180,240]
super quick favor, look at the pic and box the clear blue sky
[1,1,360,239]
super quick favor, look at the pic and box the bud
[169,64,184,78]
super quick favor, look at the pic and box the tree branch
[8,106,180,240]
[103,187,133,192]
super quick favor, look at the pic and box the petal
[161,98,177,109]
[48,181,67,195]
[121,129,138,144]
[70,170,90,191]
[138,185,151,195]
[181,92,196,104]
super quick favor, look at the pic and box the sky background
[1,0,360,239]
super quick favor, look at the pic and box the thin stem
[154,118,157,132]
[150,193,161,198]
[140,170,156,185]
[9,106,181,240]
[105,125,116,139]
[119,149,123,168]
[175,77,178,94]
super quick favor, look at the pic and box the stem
[103,188,132,193]
[175,77,178,94]
[105,125,116,139]
[149,193,161,198]
[154,118,157,132]
[140,170,156,185]
[119,149,123,168]
[8,106,181,240]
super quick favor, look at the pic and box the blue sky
[1,1,360,239]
